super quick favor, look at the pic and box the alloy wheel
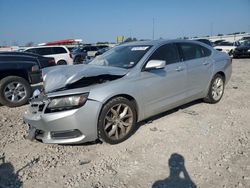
[211,77,224,101]
[4,82,27,103]
[104,103,134,140]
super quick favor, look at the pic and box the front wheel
[0,76,32,107]
[98,97,137,144]
[203,74,225,104]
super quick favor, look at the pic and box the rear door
[139,43,187,117]
[177,42,212,98]
[51,47,68,63]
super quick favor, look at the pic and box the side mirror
[144,60,166,70]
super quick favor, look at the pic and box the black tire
[229,50,233,56]
[98,97,137,144]
[233,54,239,59]
[0,76,32,107]
[203,74,225,104]
[57,60,67,65]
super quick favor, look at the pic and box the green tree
[124,37,138,43]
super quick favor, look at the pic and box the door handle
[175,66,184,72]
[203,62,209,65]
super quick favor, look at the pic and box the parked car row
[71,45,110,64]
[214,41,240,56]
[195,37,250,58]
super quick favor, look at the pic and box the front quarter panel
[88,74,145,121]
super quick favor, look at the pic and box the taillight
[48,59,55,65]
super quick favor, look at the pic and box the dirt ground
[0,59,250,188]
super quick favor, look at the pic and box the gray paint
[24,39,232,144]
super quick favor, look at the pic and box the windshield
[89,45,151,69]
[240,40,250,47]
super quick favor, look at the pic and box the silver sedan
[24,40,232,144]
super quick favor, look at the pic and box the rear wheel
[203,74,224,104]
[98,97,137,144]
[57,60,67,65]
[0,76,32,107]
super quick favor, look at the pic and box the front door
[138,43,187,118]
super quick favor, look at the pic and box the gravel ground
[0,59,250,188]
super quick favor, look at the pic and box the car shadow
[152,153,196,188]
[135,99,203,131]
[0,154,23,188]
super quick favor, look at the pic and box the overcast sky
[0,0,250,45]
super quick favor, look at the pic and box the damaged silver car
[24,40,232,144]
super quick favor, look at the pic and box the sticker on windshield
[131,46,149,51]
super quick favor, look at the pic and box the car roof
[119,39,209,47]
[26,45,67,49]
[0,51,42,57]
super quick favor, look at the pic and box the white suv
[25,46,73,65]
[214,41,240,56]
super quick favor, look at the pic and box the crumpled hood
[42,64,129,93]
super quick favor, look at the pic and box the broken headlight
[46,93,88,112]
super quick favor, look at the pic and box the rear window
[35,47,53,55]
[53,47,67,54]
[178,43,211,60]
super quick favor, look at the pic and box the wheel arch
[0,70,30,83]
[215,71,226,81]
[57,59,67,64]
[101,94,139,122]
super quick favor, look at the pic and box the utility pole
[152,18,155,40]
[210,22,214,36]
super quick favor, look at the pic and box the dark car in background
[233,40,250,58]
[213,40,225,46]
[195,39,213,46]
[0,52,56,68]
[72,45,109,64]
[0,53,44,107]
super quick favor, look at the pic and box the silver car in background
[24,40,232,144]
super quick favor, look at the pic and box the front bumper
[23,95,102,144]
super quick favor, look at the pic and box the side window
[82,47,90,52]
[201,46,211,57]
[53,47,67,54]
[179,43,205,60]
[36,47,52,55]
[148,44,180,65]
[90,46,98,51]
